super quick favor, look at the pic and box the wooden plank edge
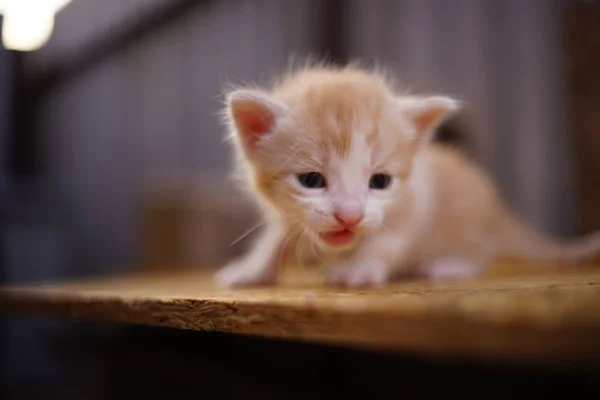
[2,291,600,363]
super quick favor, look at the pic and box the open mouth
[319,229,356,247]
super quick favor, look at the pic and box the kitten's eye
[297,172,326,189]
[369,173,392,190]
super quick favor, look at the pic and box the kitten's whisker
[276,229,295,270]
[311,233,331,269]
[378,220,394,233]
[296,227,310,272]
[229,221,266,247]
[230,212,303,248]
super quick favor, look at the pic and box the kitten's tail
[495,209,600,264]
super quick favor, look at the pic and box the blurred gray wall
[9,0,576,278]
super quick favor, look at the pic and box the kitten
[215,65,600,288]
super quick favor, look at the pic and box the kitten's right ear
[226,89,288,149]
[397,96,461,142]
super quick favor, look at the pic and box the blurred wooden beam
[8,51,39,177]
[313,0,348,65]
[31,0,214,97]
[565,0,600,234]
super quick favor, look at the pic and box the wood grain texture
[2,263,600,361]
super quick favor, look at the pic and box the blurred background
[1,0,599,397]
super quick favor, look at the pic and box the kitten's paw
[214,261,277,288]
[420,257,483,282]
[326,260,390,288]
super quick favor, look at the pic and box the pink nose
[334,210,364,228]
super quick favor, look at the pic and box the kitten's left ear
[399,96,461,140]
[226,89,289,150]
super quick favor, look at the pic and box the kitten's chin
[319,229,357,248]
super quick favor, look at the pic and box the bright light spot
[0,0,72,52]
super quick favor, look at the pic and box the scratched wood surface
[2,263,600,361]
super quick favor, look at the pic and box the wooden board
[2,263,600,362]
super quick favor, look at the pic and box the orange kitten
[215,65,600,288]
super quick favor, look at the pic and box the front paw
[214,261,277,288]
[325,259,391,288]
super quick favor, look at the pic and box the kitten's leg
[326,234,412,288]
[215,224,287,288]
[419,256,489,282]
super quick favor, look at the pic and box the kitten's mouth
[319,229,356,247]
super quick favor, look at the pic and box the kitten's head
[224,66,459,249]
